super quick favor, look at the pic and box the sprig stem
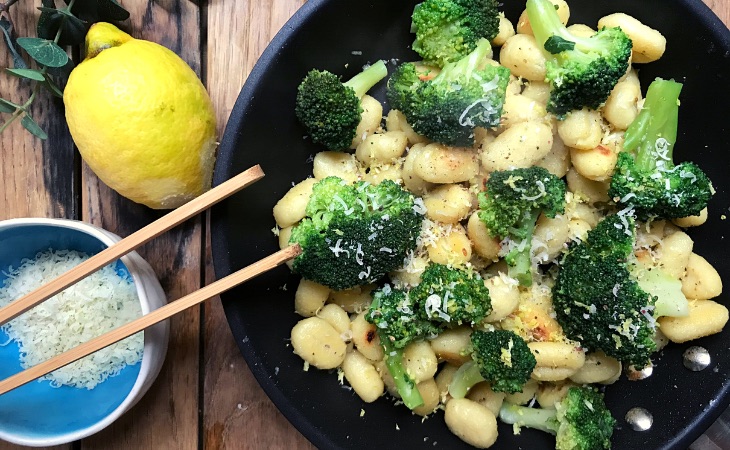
[0,84,37,134]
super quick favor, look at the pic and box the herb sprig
[0,0,129,139]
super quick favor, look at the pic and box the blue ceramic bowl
[0,218,169,447]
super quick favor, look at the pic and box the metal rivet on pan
[625,407,653,432]
[683,346,711,372]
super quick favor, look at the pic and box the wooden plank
[203,1,314,449]
[0,1,75,449]
[78,1,204,449]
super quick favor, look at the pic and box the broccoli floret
[499,386,616,450]
[365,263,491,409]
[387,39,510,147]
[449,329,536,397]
[367,286,440,349]
[295,60,388,150]
[477,167,566,286]
[365,286,438,410]
[525,0,632,117]
[608,78,714,220]
[290,177,424,290]
[410,263,492,325]
[411,0,500,68]
[552,212,657,367]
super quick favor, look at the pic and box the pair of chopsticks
[0,165,301,395]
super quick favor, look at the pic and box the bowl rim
[0,217,169,447]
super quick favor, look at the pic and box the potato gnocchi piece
[291,317,347,370]
[342,349,384,403]
[272,178,317,228]
[423,184,472,224]
[414,143,480,184]
[350,94,383,148]
[294,279,330,317]
[481,120,553,171]
[499,34,547,82]
[313,151,359,182]
[598,13,666,63]
[444,398,499,449]
[659,300,729,343]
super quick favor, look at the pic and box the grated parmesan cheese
[0,249,143,389]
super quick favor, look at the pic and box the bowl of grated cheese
[0,217,169,447]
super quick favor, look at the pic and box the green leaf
[97,0,130,21]
[17,37,69,68]
[544,35,575,54]
[43,74,64,98]
[21,115,48,140]
[0,17,29,69]
[0,99,17,114]
[5,68,46,82]
[37,5,88,46]
[64,0,129,22]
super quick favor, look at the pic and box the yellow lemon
[64,23,217,209]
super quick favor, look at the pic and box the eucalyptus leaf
[5,68,46,82]
[97,0,130,21]
[43,75,64,98]
[38,5,88,46]
[21,115,48,140]
[64,0,96,21]
[64,0,129,23]
[17,37,69,68]
[0,99,17,114]
[46,58,75,79]
[0,17,29,69]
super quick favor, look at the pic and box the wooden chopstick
[0,244,301,396]
[0,164,265,327]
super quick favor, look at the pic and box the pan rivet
[625,407,653,431]
[683,346,711,372]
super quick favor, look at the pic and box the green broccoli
[525,0,632,117]
[295,60,388,150]
[449,329,536,397]
[289,176,424,290]
[477,166,566,286]
[387,39,510,147]
[608,78,713,220]
[410,263,492,326]
[499,386,616,450]
[365,263,491,409]
[633,263,688,318]
[366,285,439,409]
[367,286,439,349]
[552,212,657,367]
[411,0,500,68]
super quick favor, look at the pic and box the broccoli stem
[625,79,683,172]
[506,208,540,287]
[499,403,560,435]
[526,0,598,55]
[344,60,388,99]
[381,337,425,410]
[632,262,689,318]
[433,38,492,84]
[448,361,485,398]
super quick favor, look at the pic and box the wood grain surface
[0,1,727,449]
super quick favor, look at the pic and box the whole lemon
[64,23,217,209]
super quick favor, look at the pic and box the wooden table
[0,1,727,449]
